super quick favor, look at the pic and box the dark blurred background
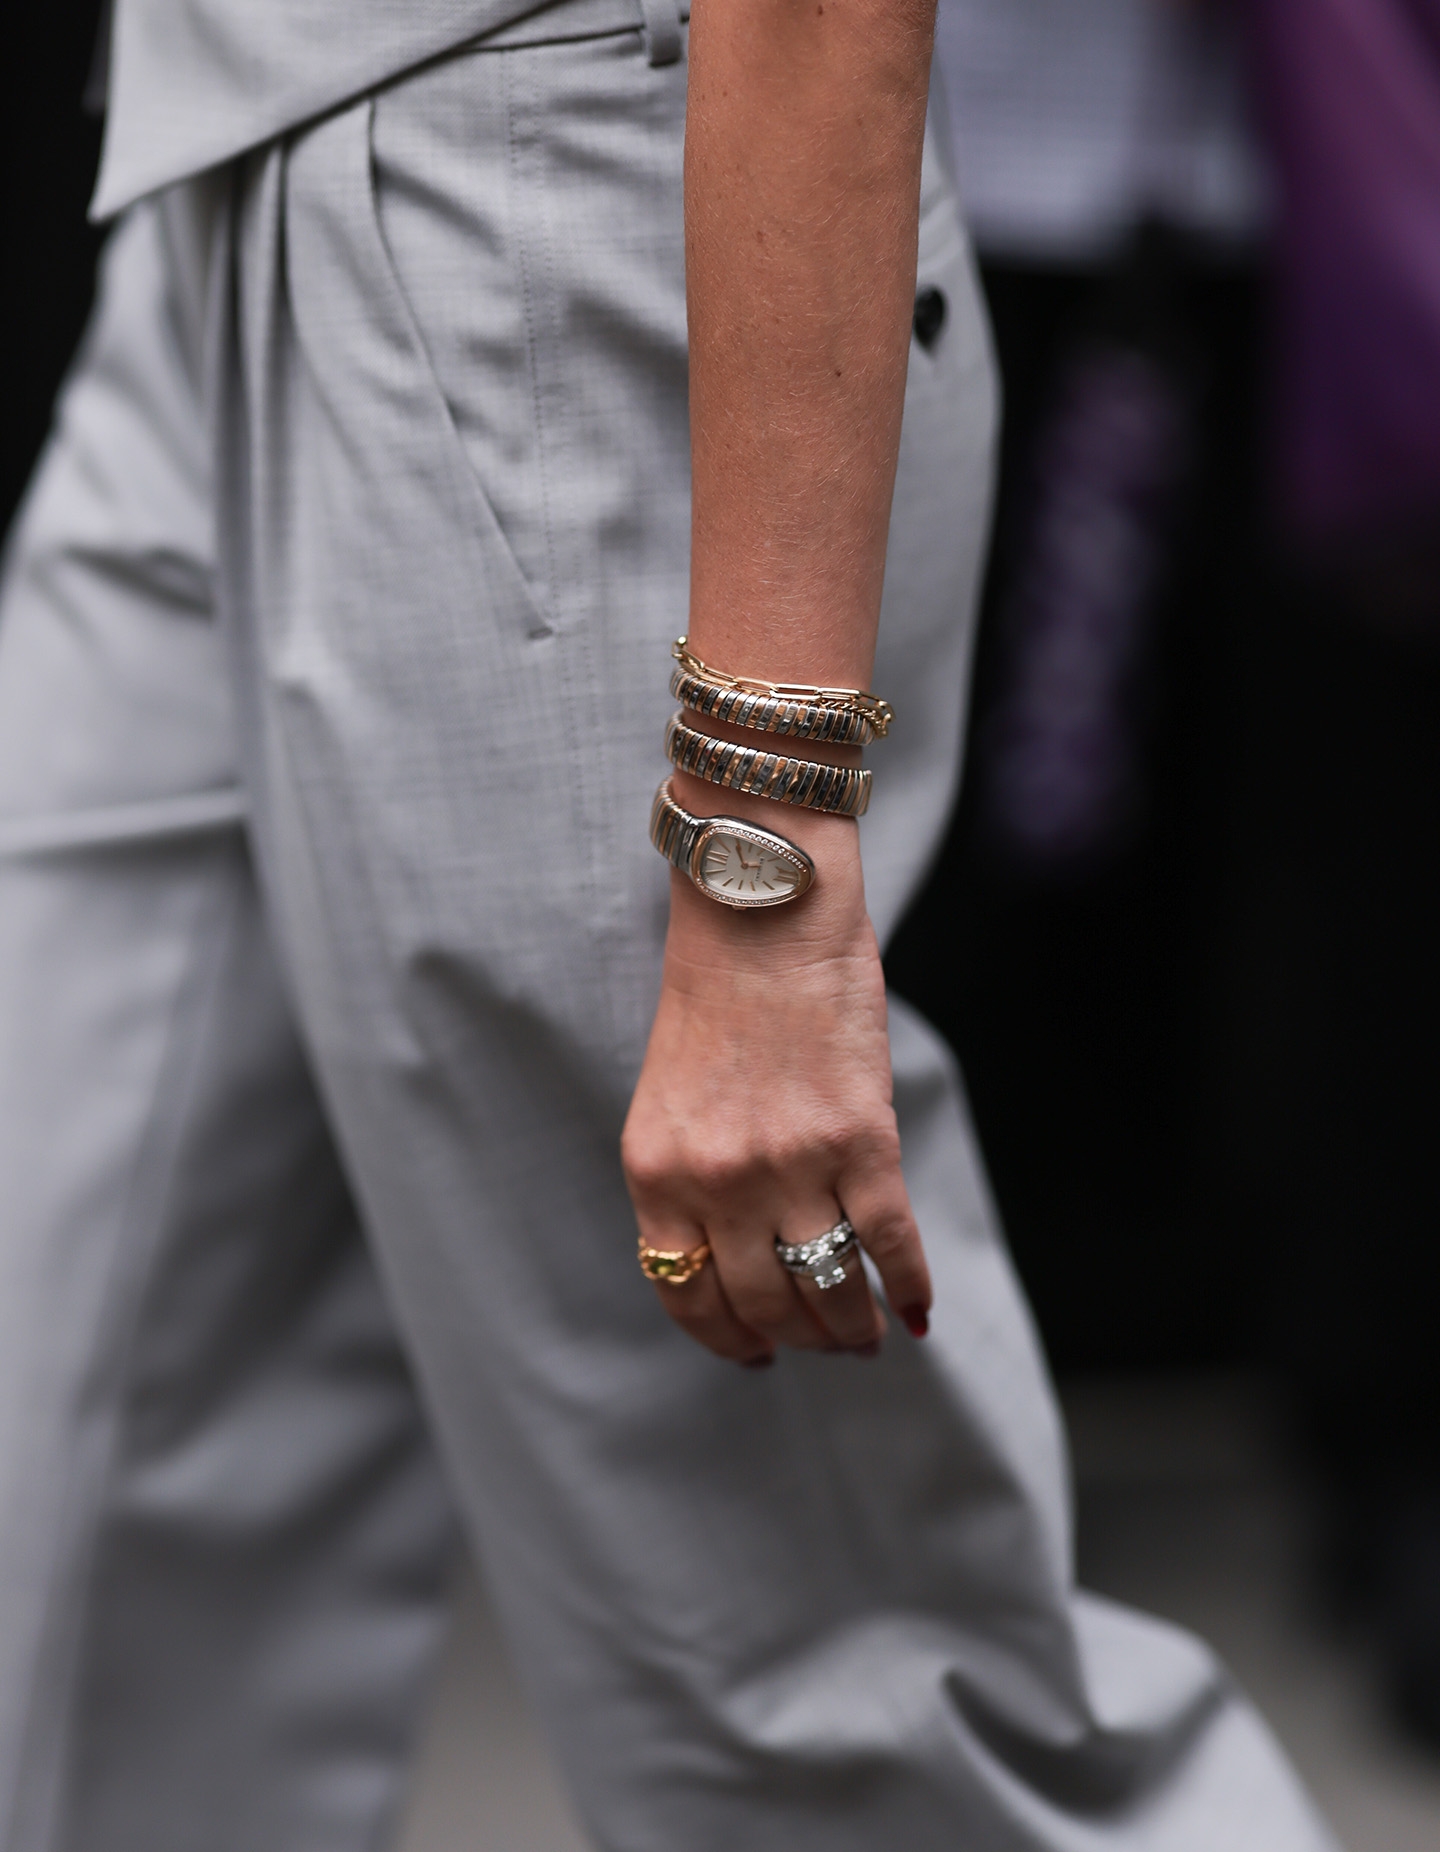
[1,6,106,528]
[6,3,1440,1844]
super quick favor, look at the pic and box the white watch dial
[697,830,803,903]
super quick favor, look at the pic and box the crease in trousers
[0,20,1335,1852]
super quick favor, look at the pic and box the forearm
[623,0,937,1365]
[684,0,937,687]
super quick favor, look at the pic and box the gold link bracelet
[670,638,894,745]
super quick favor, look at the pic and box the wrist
[665,766,869,958]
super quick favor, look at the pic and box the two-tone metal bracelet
[664,712,872,818]
[670,638,894,745]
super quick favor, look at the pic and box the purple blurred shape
[983,344,1190,868]
[1251,0,1440,542]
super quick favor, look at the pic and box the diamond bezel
[689,819,815,910]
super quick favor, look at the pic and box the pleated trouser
[0,23,1336,1852]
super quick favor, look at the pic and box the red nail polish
[900,1305,929,1339]
[742,1354,776,1370]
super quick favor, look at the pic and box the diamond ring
[774,1220,858,1291]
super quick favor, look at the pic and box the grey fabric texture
[93,0,687,217]
[2,27,1335,1852]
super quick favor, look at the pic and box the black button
[913,285,946,351]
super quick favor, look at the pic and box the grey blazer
[93,0,680,218]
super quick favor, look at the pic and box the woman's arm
[621,0,938,1364]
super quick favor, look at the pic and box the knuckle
[805,1127,852,1176]
[846,1121,903,1176]
[795,1107,859,1165]
[704,1152,777,1203]
[812,1115,902,1184]
[686,1148,738,1197]
[860,1215,918,1267]
[624,1131,764,1206]
[621,1136,675,1202]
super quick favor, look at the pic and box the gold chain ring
[637,1238,712,1287]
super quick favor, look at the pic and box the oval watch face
[694,825,813,907]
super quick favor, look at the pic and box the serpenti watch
[649,778,815,909]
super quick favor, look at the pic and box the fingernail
[849,1340,882,1360]
[742,1354,776,1370]
[900,1305,930,1339]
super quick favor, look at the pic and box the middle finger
[709,1213,833,1352]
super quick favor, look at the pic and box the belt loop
[641,0,683,66]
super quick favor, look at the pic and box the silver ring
[774,1219,858,1292]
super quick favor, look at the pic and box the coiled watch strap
[664,712,872,817]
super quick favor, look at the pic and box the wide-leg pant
[0,24,1334,1852]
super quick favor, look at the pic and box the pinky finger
[839,1169,931,1336]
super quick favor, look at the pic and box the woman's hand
[622,810,932,1364]
[634,0,940,1363]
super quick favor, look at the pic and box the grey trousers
[0,25,1333,1852]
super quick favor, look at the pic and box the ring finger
[775,1201,885,1351]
